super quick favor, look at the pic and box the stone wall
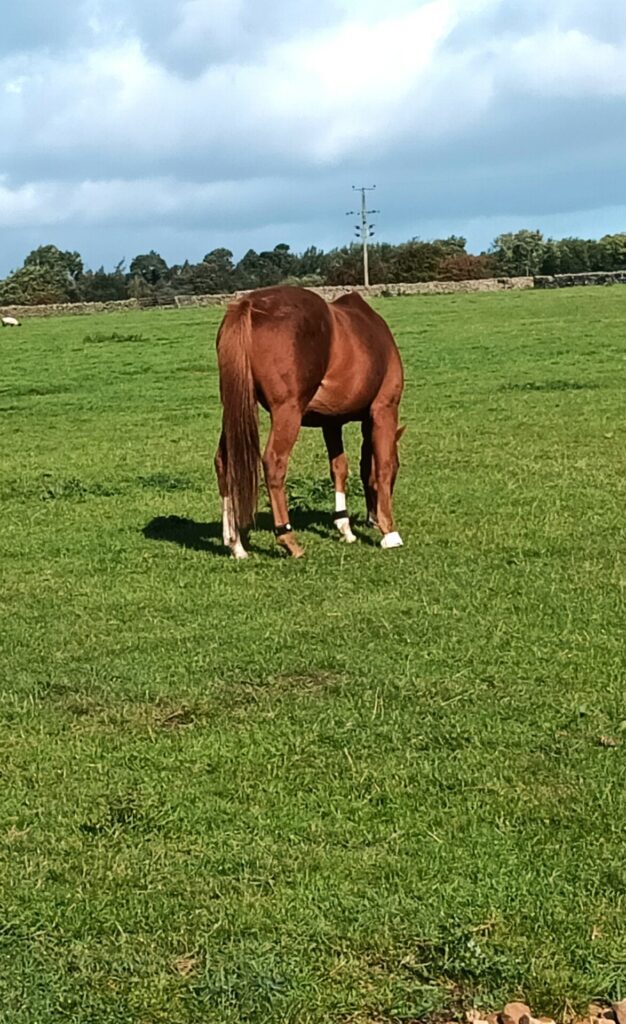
[307,277,533,301]
[4,270,626,319]
[174,293,233,308]
[179,276,534,308]
[2,279,533,319]
[0,298,141,318]
[534,271,626,289]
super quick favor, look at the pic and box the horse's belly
[305,375,374,417]
[304,330,389,417]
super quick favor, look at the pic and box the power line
[346,185,379,288]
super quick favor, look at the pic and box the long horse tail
[217,297,260,529]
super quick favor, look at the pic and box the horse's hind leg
[360,418,378,527]
[263,406,304,557]
[322,422,356,544]
[371,407,403,550]
[214,428,248,559]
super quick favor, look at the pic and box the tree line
[2,230,626,306]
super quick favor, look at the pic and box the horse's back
[331,292,399,356]
[243,286,334,410]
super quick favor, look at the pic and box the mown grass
[1,289,626,1023]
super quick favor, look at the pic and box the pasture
[1,289,625,1023]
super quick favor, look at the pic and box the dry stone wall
[175,276,534,309]
[308,277,533,300]
[174,293,233,308]
[0,298,141,319]
[4,270,626,319]
[534,271,626,289]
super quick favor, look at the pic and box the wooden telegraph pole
[347,186,378,287]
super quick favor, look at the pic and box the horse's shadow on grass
[142,509,377,556]
[142,515,226,555]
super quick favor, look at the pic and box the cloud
[113,0,344,75]
[1,0,626,273]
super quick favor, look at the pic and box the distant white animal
[1,316,20,327]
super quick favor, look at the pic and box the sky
[1,0,626,275]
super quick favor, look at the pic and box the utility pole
[347,185,378,288]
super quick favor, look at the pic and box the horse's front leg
[263,406,304,557]
[360,418,378,528]
[322,421,357,543]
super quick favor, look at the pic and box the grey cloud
[0,0,342,71]
[106,0,342,75]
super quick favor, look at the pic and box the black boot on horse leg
[323,422,356,544]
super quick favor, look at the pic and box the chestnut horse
[214,285,404,558]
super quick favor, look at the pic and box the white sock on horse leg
[231,539,248,559]
[334,491,356,543]
[381,531,403,549]
[222,497,248,559]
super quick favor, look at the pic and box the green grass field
[1,289,626,1023]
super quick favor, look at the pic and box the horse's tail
[216,297,260,529]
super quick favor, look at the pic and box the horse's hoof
[230,546,248,560]
[335,519,357,544]
[278,534,305,558]
[366,515,379,529]
[381,531,403,550]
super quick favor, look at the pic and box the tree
[0,264,71,304]
[81,261,128,301]
[324,245,367,286]
[437,252,495,281]
[129,251,169,286]
[268,243,296,280]
[280,274,325,288]
[0,244,86,304]
[232,249,260,290]
[200,248,235,292]
[387,237,466,282]
[0,244,87,304]
[128,274,154,301]
[231,244,301,290]
[168,261,195,296]
[599,234,626,271]
[7,227,626,308]
[491,230,547,277]
[293,246,326,279]
[24,244,83,283]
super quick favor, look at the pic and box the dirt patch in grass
[345,1003,624,1024]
